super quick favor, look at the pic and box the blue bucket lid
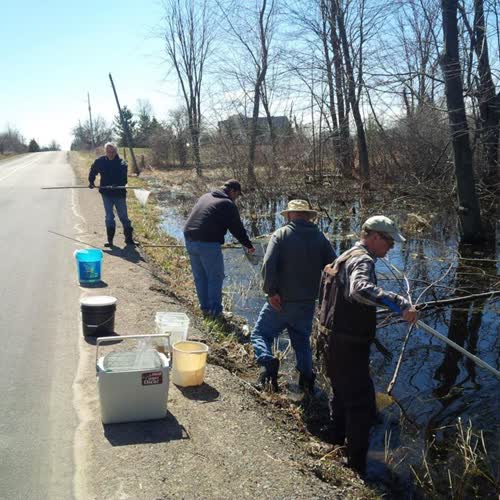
[74,248,103,258]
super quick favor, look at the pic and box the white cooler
[96,334,171,424]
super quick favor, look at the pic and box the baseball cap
[362,215,406,242]
[223,179,243,194]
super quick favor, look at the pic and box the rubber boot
[124,227,137,246]
[299,371,317,396]
[104,226,115,248]
[254,357,280,392]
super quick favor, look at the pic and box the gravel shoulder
[71,154,374,500]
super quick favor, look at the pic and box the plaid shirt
[338,242,410,312]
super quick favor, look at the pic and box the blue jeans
[185,239,225,316]
[101,195,132,230]
[251,301,316,377]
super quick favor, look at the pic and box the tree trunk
[188,101,202,176]
[247,0,269,185]
[440,0,482,242]
[335,0,369,187]
[261,87,278,177]
[248,81,262,184]
[473,0,499,188]
[330,9,352,175]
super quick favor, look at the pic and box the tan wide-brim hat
[281,199,318,216]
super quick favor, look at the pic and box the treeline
[70,0,498,242]
[70,101,194,167]
[0,126,60,154]
[71,100,160,151]
[157,0,498,243]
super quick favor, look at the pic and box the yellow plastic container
[171,341,209,387]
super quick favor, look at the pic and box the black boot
[104,226,115,248]
[254,357,280,392]
[298,371,317,396]
[124,227,137,246]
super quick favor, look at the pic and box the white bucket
[155,312,190,347]
[171,341,209,387]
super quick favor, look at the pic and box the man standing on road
[318,215,417,476]
[251,199,336,393]
[88,142,136,247]
[183,180,255,318]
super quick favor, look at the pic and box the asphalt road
[0,152,81,499]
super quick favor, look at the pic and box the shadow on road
[79,280,108,289]
[104,245,146,264]
[103,411,189,446]
[84,331,121,346]
[176,382,220,403]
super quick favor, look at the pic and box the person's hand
[88,183,95,189]
[268,294,282,312]
[402,306,418,324]
[247,246,256,254]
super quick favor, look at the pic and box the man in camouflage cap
[317,215,417,476]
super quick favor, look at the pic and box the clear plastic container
[155,312,190,347]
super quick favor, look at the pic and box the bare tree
[162,0,214,176]
[287,0,352,176]
[0,126,26,154]
[458,0,499,187]
[217,0,279,184]
[440,0,483,242]
[320,0,352,174]
[333,0,371,188]
[71,117,113,151]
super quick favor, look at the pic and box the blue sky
[0,1,178,149]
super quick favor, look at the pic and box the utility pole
[108,73,140,175]
[87,92,95,149]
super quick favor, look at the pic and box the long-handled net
[42,185,151,207]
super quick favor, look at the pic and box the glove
[268,294,282,312]
[88,183,95,189]
[256,357,280,392]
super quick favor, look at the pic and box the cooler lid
[80,295,117,307]
[102,349,162,372]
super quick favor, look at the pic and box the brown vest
[318,247,377,340]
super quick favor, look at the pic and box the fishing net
[133,189,151,207]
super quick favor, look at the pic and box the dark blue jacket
[88,155,128,198]
[183,189,252,248]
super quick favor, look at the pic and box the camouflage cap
[362,215,406,242]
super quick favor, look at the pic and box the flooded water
[158,188,499,493]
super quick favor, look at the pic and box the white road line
[70,185,93,500]
[0,156,41,183]
[71,187,87,235]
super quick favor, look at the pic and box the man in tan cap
[251,199,336,392]
[317,215,417,477]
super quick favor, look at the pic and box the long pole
[416,319,500,379]
[41,185,136,190]
[87,92,95,149]
[108,73,139,175]
[381,264,500,380]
